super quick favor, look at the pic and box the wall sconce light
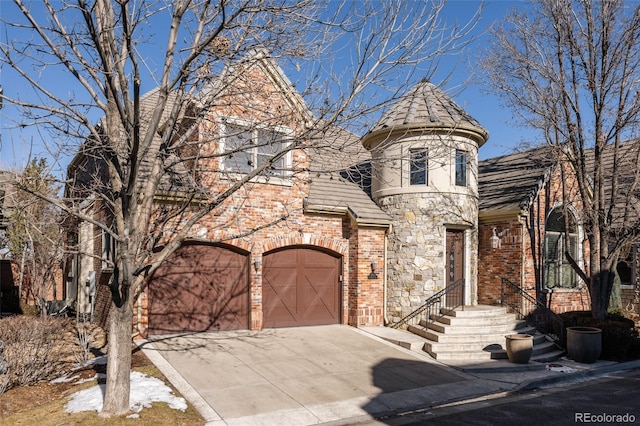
[491,227,503,249]
[253,258,262,271]
[368,257,379,279]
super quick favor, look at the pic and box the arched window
[544,206,579,289]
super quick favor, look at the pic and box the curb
[516,359,640,391]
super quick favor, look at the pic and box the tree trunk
[100,297,133,417]
[591,269,614,319]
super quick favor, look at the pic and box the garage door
[147,243,249,335]
[263,247,341,328]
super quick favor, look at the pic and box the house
[477,147,591,314]
[477,143,640,324]
[65,49,639,340]
[66,50,391,335]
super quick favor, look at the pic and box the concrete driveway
[140,325,500,425]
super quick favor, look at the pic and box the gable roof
[478,146,557,216]
[363,80,488,148]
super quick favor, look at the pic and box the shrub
[0,316,84,393]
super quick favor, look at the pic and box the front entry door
[445,230,465,306]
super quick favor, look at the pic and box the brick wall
[478,160,591,314]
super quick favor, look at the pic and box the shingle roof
[305,173,391,226]
[366,79,488,144]
[306,123,390,225]
[478,146,557,213]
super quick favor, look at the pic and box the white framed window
[221,118,292,177]
[544,206,579,289]
[409,149,428,185]
[455,150,468,187]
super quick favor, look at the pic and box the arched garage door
[147,243,249,335]
[263,247,341,328]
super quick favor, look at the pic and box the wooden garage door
[263,247,341,328]
[147,244,249,335]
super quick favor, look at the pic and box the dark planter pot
[505,334,533,364]
[567,326,602,364]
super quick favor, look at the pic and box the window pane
[224,124,253,173]
[410,150,427,185]
[544,232,561,288]
[455,150,467,186]
[257,129,286,176]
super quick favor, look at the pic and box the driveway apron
[141,325,474,425]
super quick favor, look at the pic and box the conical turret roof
[363,80,488,147]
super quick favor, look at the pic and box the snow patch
[65,371,187,413]
[547,364,579,373]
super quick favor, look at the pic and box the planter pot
[566,326,602,364]
[505,334,533,364]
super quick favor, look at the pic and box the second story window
[410,149,428,185]
[455,150,468,186]
[223,120,290,177]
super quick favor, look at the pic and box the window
[223,121,289,176]
[544,207,579,289]
[455,150,467,186]
[102,230,116,271]
[616,244,637,287]
[410,149,427,185]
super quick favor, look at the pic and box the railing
[391,279,465,329]
[500,277,565,346]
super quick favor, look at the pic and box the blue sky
[0,0,535,173]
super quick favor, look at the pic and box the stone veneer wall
[379,192,478,325]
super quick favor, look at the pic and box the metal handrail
[500,277,565,345]
[391,279,465,329]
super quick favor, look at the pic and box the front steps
[406,305,564,362]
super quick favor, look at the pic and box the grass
[0,348,205,426]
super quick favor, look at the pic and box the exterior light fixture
[491,227,502,249]
[368,257,379,279]
[253,257,262,271]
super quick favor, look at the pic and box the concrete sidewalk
[138,325,640,426]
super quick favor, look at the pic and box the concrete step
[405,305,565,363]
[440,306,508,318]
[532,340,557,356]
[532,349,565,363]
[409,326,521,344]
[426,348,498,361]
[431,312,519,326]
[424,321,527,335]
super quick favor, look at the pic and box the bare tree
[6,158,63,314]
[0,0,480,417]
[481,0,640,318]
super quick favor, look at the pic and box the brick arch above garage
[259,232,349,256]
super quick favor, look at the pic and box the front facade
[65,53,640,338]
[67,52,390,336]
[362,81,488,324]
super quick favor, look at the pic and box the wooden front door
[445,230,465,306]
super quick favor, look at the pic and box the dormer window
[455,150,468,187]
[222,119,291,177]
[410,149,428,185]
